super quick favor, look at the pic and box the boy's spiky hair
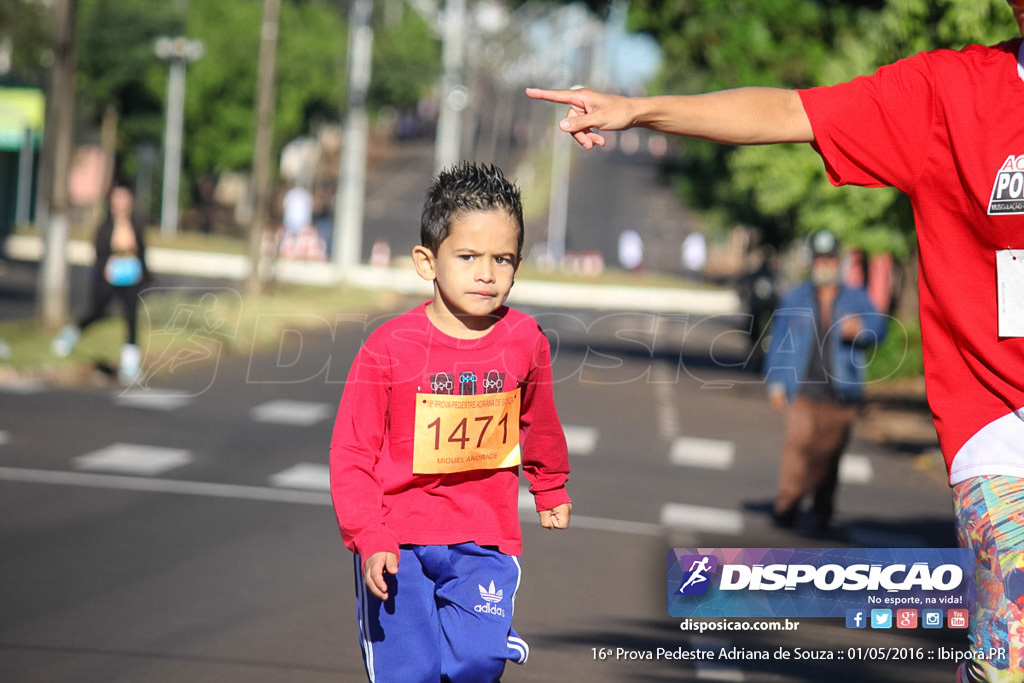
[420,162,524,256]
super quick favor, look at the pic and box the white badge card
[997,249,1024,337]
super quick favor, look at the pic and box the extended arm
[525,87,814,149]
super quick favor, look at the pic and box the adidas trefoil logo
[474,580,506,616]
[479,581,503,603]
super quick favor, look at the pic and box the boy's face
[413,210,521,334]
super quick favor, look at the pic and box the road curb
[5,234,741,315]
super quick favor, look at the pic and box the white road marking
[0,469,667,535]
[250,400,332,426]
[0,430,9,446]
[660,503,744,535]
[652,364,680,439]
[269,463,330,491]
[0,466,331,505]
[114,388,193,410]
[670,437,735,470]
[838,453,873,484]
[563,425,598,455]
[73,443,193,476]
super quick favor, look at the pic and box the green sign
[0,87,44,151]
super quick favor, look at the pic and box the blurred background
[1,1,1017,681]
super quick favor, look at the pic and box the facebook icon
[845,609,867,629]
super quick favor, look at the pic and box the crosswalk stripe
[73,443,193,476]
[652,365,681,439]
[114,388,194,410]
[269,463,330,491]
[250,400,332,426]
[563,425,598,455]
[670,437,735,470]
[838,453,873,484]
[660,503,744,535]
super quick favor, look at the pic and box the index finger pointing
[525,87,584,107]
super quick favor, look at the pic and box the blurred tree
[509,0,615,19]
[627,0,1012,258]
[370,4,440,113]
[76,0,181,180]
[0,0,54,86]
[60,0,444,228]
[185,1,438,200]
[186,0,346,179]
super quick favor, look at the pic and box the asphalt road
[1,133,964,682]
[0,298,965,683]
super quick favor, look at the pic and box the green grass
[145,230,249,254]
[0,284,405,380]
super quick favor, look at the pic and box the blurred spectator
[277,182,326,260]
[617,228,644,272]
[763,229,887,537]
[681,230,707,279]
[51,183,150,385]
[282,183,313,235]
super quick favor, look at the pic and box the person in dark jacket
[763,229,887,536]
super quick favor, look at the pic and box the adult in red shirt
[528,3,1024,681]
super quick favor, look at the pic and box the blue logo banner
[668,548,974,618]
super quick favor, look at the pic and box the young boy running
[330,162,572,682]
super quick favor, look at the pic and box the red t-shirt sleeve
[329,338,399,559]
[799,51,939,193]
[519,334,571,512]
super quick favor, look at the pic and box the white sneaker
[51,325,80,357]
[118,343,142,385]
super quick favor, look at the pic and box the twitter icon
[870,609,893,629]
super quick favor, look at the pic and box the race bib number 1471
[412,388,522,474]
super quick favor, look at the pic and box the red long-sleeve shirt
[330,303,571,559]
[799,39,1024,483]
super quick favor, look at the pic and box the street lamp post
[334,0,373,276]
[434,0,466,173]
[155,36,203,236]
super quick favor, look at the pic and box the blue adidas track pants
[353,543,529,682]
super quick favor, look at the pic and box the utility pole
[246,0,280,295]
[155,36,203,236]
[434,0,466,173]
[36,0,77,329]
[334,0,373,276]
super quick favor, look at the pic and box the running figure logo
[676,555,718,596]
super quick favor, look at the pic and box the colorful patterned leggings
[953,475,1024,683]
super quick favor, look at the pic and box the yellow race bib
[413,388,522,474]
